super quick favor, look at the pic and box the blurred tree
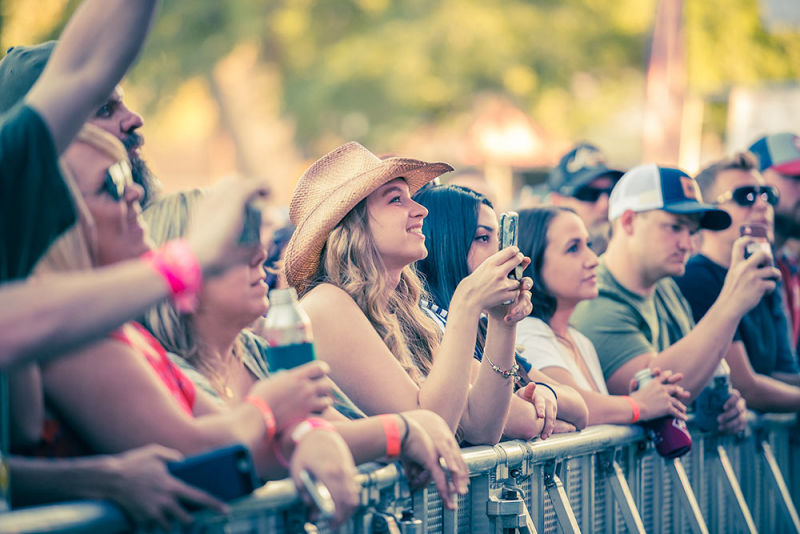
[2,0,797,158]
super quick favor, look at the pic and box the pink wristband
[142,239,202,312]
[243,396,277,443]
[379,414,402,458]
[274,417,337,468]
[622,395,641,423]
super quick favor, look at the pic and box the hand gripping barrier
[0,413,797,533]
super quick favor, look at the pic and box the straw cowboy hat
[284,141,453,292]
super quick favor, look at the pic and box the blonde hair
[141,189,248,397]
[310,200,440,383]
[36,124,127,273]
[141,190,203,365]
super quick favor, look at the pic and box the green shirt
[571,260,695,380]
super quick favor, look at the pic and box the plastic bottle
[255,288,316,371]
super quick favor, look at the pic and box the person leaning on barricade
[140,190,469,512]
[675,152,800,412]
[570,164,776,434]
[412,184,589,438]
[513,206,691,426]
[284,142,532,446]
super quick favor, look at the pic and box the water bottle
[256,288,316,371]
[634,369,692,458]
[692,360,730,432]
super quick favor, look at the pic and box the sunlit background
[4,0,799,208]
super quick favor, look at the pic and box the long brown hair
[308,200,440,383]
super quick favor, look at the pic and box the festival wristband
[378,414,403,458]
[142,239,202,312]
[273,417,337,468]
[243,396,277,443]
[622,395,641,423]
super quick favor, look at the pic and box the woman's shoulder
[517,316,555,337]
[300,283,368,324]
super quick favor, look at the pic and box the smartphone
[740,223,771,261]
[499,211,523,280]
[168,444,259,504]
[239,202,262,245]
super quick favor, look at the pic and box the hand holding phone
[167,444,259,504]
[499,211,523,280]
[740,223,772,264]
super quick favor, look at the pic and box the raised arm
[25,0,159,153]
[0,179,269,370]
[607,242,776,398]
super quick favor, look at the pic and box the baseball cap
[608,163,731,230]
[0,41,55,114]
[748,133,800,176]
[547,143,624,196]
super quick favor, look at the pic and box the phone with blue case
[167,444,259,503]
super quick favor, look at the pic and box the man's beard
[123,132,161,207]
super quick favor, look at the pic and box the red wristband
[142,239,202,312]
[622,395,640,423]
[244,396,276,443]
[379,414,402,458]
[273,417,337,468]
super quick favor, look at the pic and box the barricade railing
[0,413,796,533]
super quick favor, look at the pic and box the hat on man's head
[748,133,800,176]
[283,142,453,292]
[0,41,55,114]
[608,163,731,230]
[547,143,623,197]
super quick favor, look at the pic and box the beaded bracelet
[273,417,337,468]
[484,354,520,380]
[243,396,276,443]
[622,395,641,423]
[534,382,558,401]
[142,239,202,312]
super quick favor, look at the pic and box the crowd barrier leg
[759,438,800,533]
[666,457,708,534]
[486,487,538,533]
[542,460,581,534]
[713,444,757,534]
[598,449,646,534]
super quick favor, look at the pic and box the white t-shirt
[516,316,608,395]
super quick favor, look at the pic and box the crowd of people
[2,0,799,530]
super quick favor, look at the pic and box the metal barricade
[0,414,797,534]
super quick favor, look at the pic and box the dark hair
[414,184,493,310]
[694,151,759,201]
[518,206,575,324]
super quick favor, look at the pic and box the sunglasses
[101,160,133,201]
[573,185,614,203]
[715,185,779,208]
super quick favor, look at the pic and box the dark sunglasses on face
[101,160,133,201]
[573,185,614,203]
[715,185,779,208]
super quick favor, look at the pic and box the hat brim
[663,201,732,230]
[560,168,624,195]
[284,158,453,292]
[772,160,800,176]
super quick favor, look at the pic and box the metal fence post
[759,439,800,533]
[666,457,708,534]
[713,444,757,534]
[598,449,645,534]
[542,460,581,534]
